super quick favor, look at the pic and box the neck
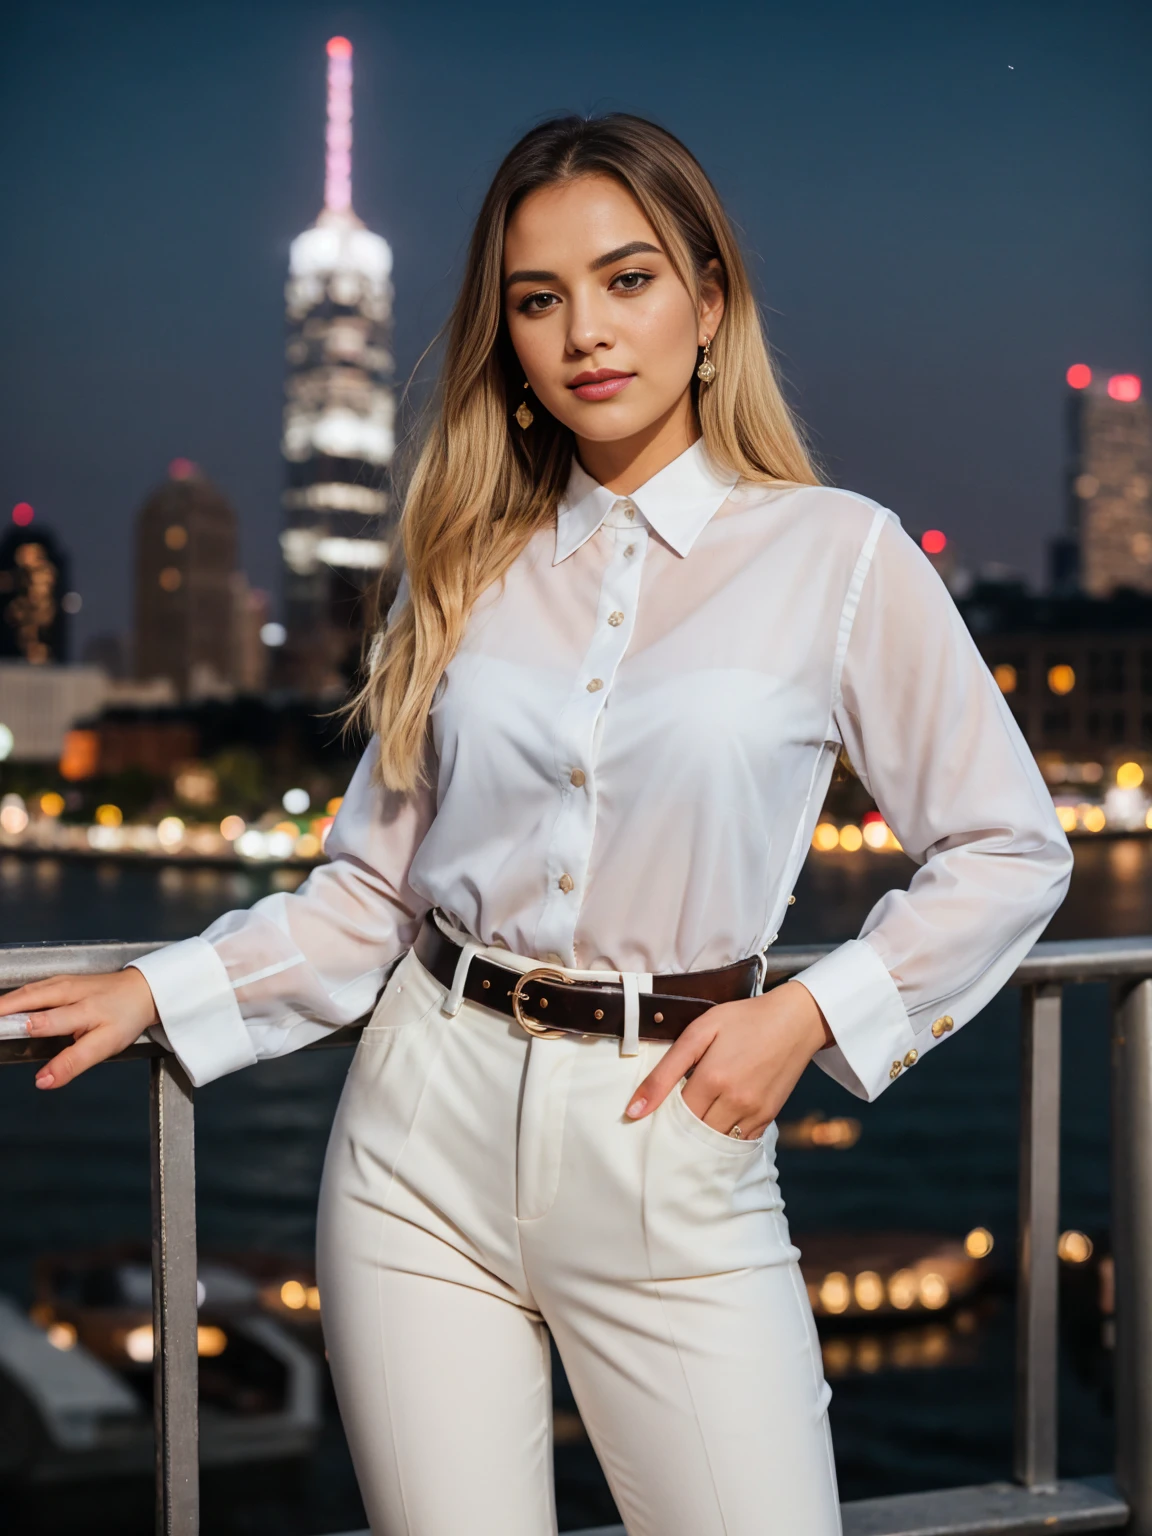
[575,389,698,494]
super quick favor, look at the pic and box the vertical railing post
[1014,983,1061,1489]
[1112,976,1152,1534]
[150,1053,199,1535]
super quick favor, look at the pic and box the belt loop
[442,940,482,1017]
[753,951,768,997]
[620,972,651,1056]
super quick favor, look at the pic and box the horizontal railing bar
[3,936,1152,1070]
[326,1477,1128,1536]
[765,935,1152,987]
[3,933,1152,996]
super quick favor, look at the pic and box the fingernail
[35,1072,54,1089]
[626,1097,646,1119]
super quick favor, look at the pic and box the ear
[697,259,726,346]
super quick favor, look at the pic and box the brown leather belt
[413,913,764,1043]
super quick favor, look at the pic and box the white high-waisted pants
[316,940,841,1536]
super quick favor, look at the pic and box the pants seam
[362,990,450,1534]
[640,1123,731,1536]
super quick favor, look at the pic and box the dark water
[0,840,1140,1532]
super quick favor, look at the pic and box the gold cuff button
[889,1063,902,1079]
[903,1049,918,1067]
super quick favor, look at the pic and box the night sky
[2,0,1149,655]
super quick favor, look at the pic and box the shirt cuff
[127,937,257,1088]
[790,938,919,1102]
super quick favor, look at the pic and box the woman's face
[503,175,724,447]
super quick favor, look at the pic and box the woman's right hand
[0,969,161,1089]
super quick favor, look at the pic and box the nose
[565,283,615,359]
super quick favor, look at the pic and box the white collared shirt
[133,440,1073,1098]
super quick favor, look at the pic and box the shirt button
[558,873,575,893]
[624,544,635,556]
[569,768,586,787]
[608,611,624,627]
[624,503,635,520]
[586,678,603,692]
[903,1049,918,1067]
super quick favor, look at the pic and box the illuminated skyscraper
[281,36,395,694]
[134,461,239,697]
[0,504,73,664]
[1064,366,1152,597]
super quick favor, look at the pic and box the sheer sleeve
[128,738,436,1086]
[791,511,1073,1101]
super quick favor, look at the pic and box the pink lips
[568,370,635,402]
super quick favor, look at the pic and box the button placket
[534,522,648,961]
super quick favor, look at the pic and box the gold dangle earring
[696,337,716,384]
[514,381,535,430]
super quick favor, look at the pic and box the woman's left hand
[625,981,834,1139]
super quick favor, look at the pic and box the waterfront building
[231,574,270,694]
[0,506,75,664]
[0,663,107,762]
[280,36,396,695]
[961,580,1152,771]
[133,461,239,699]
[1063,366,1152,598]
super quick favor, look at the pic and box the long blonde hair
[355,113,820,790]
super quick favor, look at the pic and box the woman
[3,115,1072,1534]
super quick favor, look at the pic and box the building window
[1088,649,1126,695]
[1110,710,1127,743]
[1043,709,1071,738]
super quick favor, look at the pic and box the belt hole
[481,979,490,989]
[654,1011,664,1023]
[594,1008,604,1020]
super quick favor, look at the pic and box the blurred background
[0,1,1150,1530]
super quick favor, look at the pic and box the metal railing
[2,935,1150,1536]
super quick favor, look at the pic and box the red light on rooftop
[1066,364,1092,390]
[168,458,196,480]
[327,35,352,57]
[12,502,33,527]
[921,529,947,555]
[1108,374,1142,403]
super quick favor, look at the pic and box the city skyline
[2,0,1149,653]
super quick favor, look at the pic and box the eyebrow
[504,240,663,289]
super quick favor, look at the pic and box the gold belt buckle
[511,967,570,1039]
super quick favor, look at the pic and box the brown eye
[610,270,653,293]
[518,291,558,314]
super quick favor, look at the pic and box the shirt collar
[553,438,740,565]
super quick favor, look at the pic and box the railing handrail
[3,929,1152,1000]
[2,932,1150,1536]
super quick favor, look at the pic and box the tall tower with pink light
[281,36,395,694]
[1062,365,1152,597]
